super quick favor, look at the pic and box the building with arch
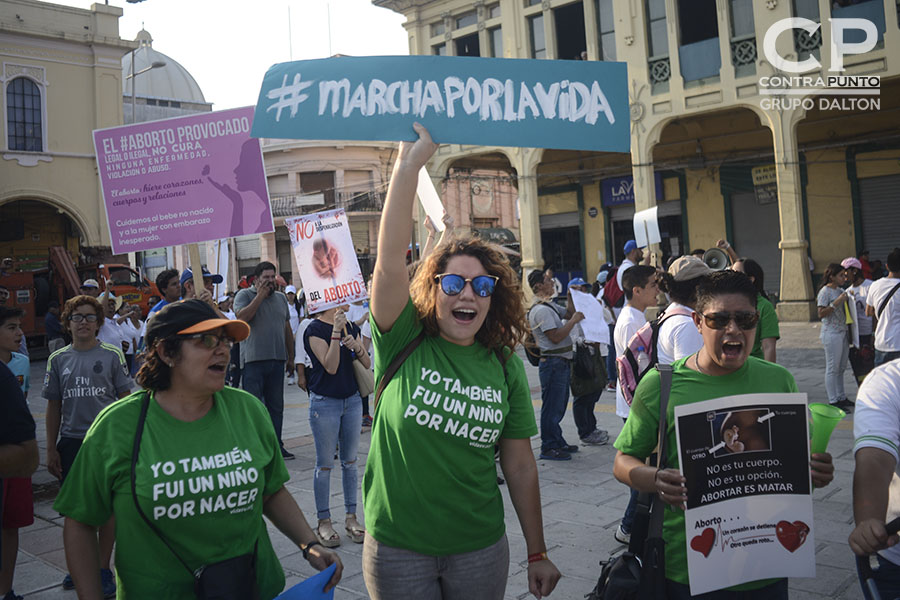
[0,0,134,267]
[376,0,900,319]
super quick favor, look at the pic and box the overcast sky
[53,0,410,109]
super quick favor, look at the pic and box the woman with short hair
[817,263,853,412]
[54,299,341,599]
[362,123,560,599]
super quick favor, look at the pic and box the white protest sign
[570,289,609,345]
[633,206,661,247]
[286,209,367,314]
[674,393,815,595]
[416,166,446,232]
[206,239,229,299]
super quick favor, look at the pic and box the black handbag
[130,392,261,600]
[574,342,596,379]
[586,364,673,600]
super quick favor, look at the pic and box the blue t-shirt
[304,319,361,399]
[148,299,170,315]
[7,352,29,394]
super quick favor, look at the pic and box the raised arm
[371,123,438,333]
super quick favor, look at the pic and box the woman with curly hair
[362,123,560,599]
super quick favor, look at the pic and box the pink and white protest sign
[93,106,274,254]
[286,209,367,314]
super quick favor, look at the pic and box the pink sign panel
[93,106,274,254]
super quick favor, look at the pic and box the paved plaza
[11,321,866,599]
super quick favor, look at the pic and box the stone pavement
[11,321,866,599]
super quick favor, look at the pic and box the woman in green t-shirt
[362,123,561,599]
[613,270,835,597]
[55,300,342,599]
[732,258,780,363]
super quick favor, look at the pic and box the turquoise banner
[252,55,629,153]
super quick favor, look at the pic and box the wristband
[527,552,548,564]
[301,540,321,560]
[331,335,342,340]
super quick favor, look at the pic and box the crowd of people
[0,123,899,599]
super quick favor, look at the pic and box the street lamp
[126,49,165,124]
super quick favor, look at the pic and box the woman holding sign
[54,300,341,598]
[362,123,560,599]
[613,271,834,598]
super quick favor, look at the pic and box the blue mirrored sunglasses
[434,274,499,297]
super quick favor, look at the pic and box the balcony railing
[336,190,385,213]
[649,56,671,93]
[730,34,757,77]
[270,190,385,217]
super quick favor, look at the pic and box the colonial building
[0,0,134,266]
[375,0,900,320]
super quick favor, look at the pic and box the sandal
[345,515,365,544]
[316,519,341,548]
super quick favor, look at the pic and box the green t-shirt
[54,387,290,599]
[363,299,537,555]
[614,356,798,589]
[750,294,780,360]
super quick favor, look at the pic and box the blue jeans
[876,350,900,367]
[309,391,363,520]
[858,553,900,600]
[538,356,570,452]
[665,578,788,599]
[821,329,850,403]
[242,360,286,444]
[572,390,600,439]
[606,324,617,384]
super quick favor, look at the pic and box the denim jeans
[572,390,600,439]
[606,323,617,384]
[858,553,900,600]
[309,391,363,520]
[363,532,509,600]
[876,350,900,367]
[242,359,285,444]
[821,329,850,403]
[538,356,570,452]
[665,578,788,599]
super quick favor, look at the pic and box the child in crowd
[43,295,132,598]
[0,306,32,600]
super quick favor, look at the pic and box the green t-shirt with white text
[363,299,537,555]
[614,356,798,589]
[54,387,290,599]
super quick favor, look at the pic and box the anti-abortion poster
[93,106,274,255]
[286,209,367,314]
[252,55,628,152]
[674,393,814,595]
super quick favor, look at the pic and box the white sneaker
[615,524,631,545]
[286,374,296,386]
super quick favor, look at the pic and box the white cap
[285,285,297,294]
[217,295,229,304]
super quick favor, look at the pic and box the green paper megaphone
[809,403,846,454]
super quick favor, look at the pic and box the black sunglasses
[175,333,235,349]
[698,311,760,330]
[434,274,499,297]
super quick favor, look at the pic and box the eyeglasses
[69,314,99,323]
[698,311,760,330]
[434,274,499,297]
[176,333,235,349]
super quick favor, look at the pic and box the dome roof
[121,29,207,104]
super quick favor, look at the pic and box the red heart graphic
[776,520,810,552]
[690,527,716,558]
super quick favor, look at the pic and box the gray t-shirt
[234,287,290,365]
[42,342,132,439]
[528,301,573,359]
[817,286,847,335]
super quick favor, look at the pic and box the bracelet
[331,335,342,340]
[527,551,548,564]
[301,540,322,560]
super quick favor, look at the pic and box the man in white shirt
[849,358,900,598]
[96,293,125,352]
[612,264,659,544]
[616,240,647,291]
[866,248,900,367]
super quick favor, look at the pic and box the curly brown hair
[135,338,184,391]
[409,235,527,356]
[61,295,104,335]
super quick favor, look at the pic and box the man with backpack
[527,270,584,461]
[866,248,900,367]
[612,265,659,544]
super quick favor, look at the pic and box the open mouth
[722,341,743,358]
[452,308,477,323]
[208,364,227,374]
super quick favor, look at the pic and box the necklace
[694,353,710,376]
